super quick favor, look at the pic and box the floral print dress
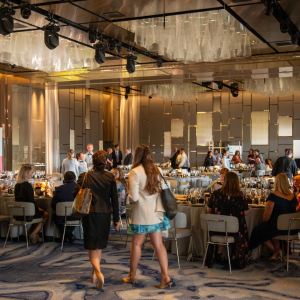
[206,190,249,269]
[117,181,127,216]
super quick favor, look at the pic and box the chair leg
[4,225,11,248]
[61,225,66,250]
[41,223,44,244]
[226,244,232,274]
[119,225,122,240]
[25,225,29,250]
[202,244,209,269]
[287,241,289,271]
[175,238,180,268]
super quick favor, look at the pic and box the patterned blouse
[117,181,127,216]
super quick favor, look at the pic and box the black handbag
[160,174,178,220]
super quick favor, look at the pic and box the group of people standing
[169,147,190,169]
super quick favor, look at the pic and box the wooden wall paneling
[190,106,197,126]
[268,151,277,162]
[75,136,83,145]
[75,88,82,101]
[172,137,184,145]
[150,114,164,145]
[140,120,149,145]
[140,95,149,106]
[213,96,221,112]
[189,151,196,167]
[75,116,83,137]
[221,126,229,142]
[294,103,300,119]
[251,145,269,154]
[190,127,196,149]
[270,96,278,104]
[243,125,251,151]
[230,103,242,118]
[60,144,70,153]
[86,95,91,130]
[213,112,221,130]
[70,108,74,131]
[99,91,103,140]
[70,92,74,110]
[221,93,229,107]
[230,91,242,103]
[90,89,99,112]
[184,103,189,149]
[140,106,149,120]
[213,130,220,142]
[58,89,69,108]
[75,100,82,116]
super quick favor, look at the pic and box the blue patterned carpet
[1,231,300,300]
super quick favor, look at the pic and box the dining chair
[201,214,239,274]
[55,202,83,249]
[152,212,193,268]
[273,213,300,271]
[4,202,44,249]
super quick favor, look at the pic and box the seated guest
[249,173,297,261]
[254,149,264,165]
[62,149,79,179]
[106,148,113,171]
[169,147,178,169]
[124,148,133,165]
[247,149,255,166]
[77,152,88,175]
[206,172,249,269]
[112,168,127,217]
[293,174,300,212]
[265,159,272,172]
[255,158,265,170]
[213,149,222,161]
[272,148,297,181]
[51,171,78,243]
[208,168,229,191]
[232,150,242,164]
[15,165,48,244]
[221,149,231,170]
[214,156,222,166]
[203,151,214,168]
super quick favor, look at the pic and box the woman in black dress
[73,151,119,290]
[204,151,214,168]
[249,173,297,261]
[15,166,48,244]
[206,172,249,269]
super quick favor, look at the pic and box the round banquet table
[163,176,211,188]
[166,204,265,259]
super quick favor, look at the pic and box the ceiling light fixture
[280,18,290,33]
[88,30,97,44]
[291,31,300,45]
[265,0,275,16]
[43,21,60,50]
[20,3,31,20]
[94,39,107,64]
[125,94,128,100]
[156,57,162,68]
[231,83,239,97]
[0,5,15,36]
[126,86,130,94]
[126,54,137,74]
[116,41,122,53]
[216,81,223,90]
[108,38,115,51]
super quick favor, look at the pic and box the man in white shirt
[221,149,231,170]
[178,148,189,169]
[84,143,94,170]
[77,153,88,174]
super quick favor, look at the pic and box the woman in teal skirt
[123,145,171,289]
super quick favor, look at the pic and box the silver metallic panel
[75,116,83,136]
[270,105,278,124]
[59,107,70,144]
[230,119,242,138]
[252,94,269,111]
[58,89,69,108]
[150,97,164,114]
[243,106,251,125]
[269,124,277,151]
[279,101,293,116]
[172,104,184,119]
[230,103,242,118]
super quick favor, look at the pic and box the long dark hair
[220,172,242,197]
[132,144,161,194]
[206,151,212,158]
[112,167,128,189]
[92,151,107,171]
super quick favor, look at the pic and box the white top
[265,165,272,172]
[84,152,93,170]
[179,152,189,168]
[62,158,79,179]
[221,156,231,170]
[78,160,88,174]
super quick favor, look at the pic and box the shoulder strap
[80,172,89,189]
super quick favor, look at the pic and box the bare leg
[272,239,280,252]
[217,245,223,254]
[128,234,145,279]
[149,232,170,285]
[88,249,102,277]
[264,240,275,252]
[32,210,48,237]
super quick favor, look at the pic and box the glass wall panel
[251,111,269,145]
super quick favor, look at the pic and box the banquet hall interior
[1,0,300,299]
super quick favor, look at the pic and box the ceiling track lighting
[88,30,97,44]
[0,5,15,36]
[126,54,137,74]
[125,94,128,100]
[265,0,275,16]
[94,40,107,64]
[202,82,212,88]
[156,57,162,68]
[20,3,31,20]
[125,86,130,94]
[116,41,122,53]
[216,81,223,90]
[108,38,116,51]
[43,18,60,50]
[291,31,300,45]
[230,83,239,98]
[280,18,290,34]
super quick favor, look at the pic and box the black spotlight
[94,41,107,64]
[156,57,162,68]
[231,83,239,98]
[126,86,130,94]
[291,32,300,45]
[126,54,137,74]
[0,7,15,36]
[116,41,122,53]
[20,3,31,20]
[149,96,152,99]
[216,81,223,90]
[10,64,15,68]
[280,18,290,33]
[88,30,97,44]
[108,38,116,51]
[202,82,211,88]
[43,23,60,50]
[265,0,274,16]
[125,94,128,100]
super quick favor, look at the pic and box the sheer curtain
[120,94,140,156]
[45,82,60,174]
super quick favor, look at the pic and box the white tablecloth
[163,176,210,188]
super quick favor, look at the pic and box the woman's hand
[113,222,120,231]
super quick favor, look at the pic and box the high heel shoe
[155,278,173,289]
[123,275,137,285]
[269,249,282,262]
[96,273,104,290]
[91,272,97,284]
[29,234,37,244]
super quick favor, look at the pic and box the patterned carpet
[0,231,300,300]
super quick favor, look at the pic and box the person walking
[123,144,172,289]
[62,149,79,179]
[73,151,119,290]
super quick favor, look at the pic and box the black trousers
[53,214,78,238]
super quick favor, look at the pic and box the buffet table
[163,176,211,188]
[166,204,265,259]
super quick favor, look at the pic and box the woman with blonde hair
[124,144,171,289]
[249,173,297,261]
[15,165,48,244]
[62,149,79,179]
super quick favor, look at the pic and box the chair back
[8,201,35,217]
[166,180,178,189]
[126,203,133,219]
[201,214,239,233]
[169,212,187,229]
[277,213,300,231]
[56,202,72,217]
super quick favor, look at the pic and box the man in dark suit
[112,144,123,168]
[169,147,178,169]
[124,148,133,165]
[51,171,78,243]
